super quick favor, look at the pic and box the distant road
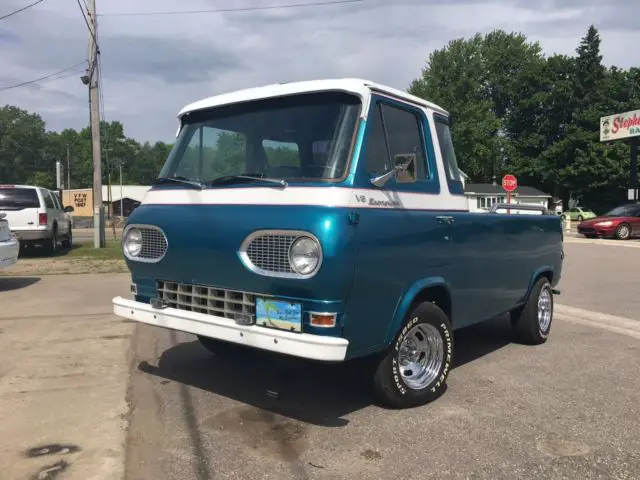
[73,228,122,243]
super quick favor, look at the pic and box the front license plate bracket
[255,298,302,333]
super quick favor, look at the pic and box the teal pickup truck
[112,79,564,408]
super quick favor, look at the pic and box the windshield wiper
[152,176,203,189]
[208,174,287,188]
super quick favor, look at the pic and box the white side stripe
[141,186,469,211]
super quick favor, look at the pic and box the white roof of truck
[177,78,448,118]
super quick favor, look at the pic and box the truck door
[429,114,505,325]
[344,96,453,352]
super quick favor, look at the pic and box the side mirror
[64,206,75,213]
[370,153,417,188]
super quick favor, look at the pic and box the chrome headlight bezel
[288,236,322,276]
[238,230,323,279]
[122,226,143,258]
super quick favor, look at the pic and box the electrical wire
[0,0,44,21]
[0,60,86,92]
[75,0,98,53]
[97,0,364,17]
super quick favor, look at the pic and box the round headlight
[289,236,321,275]
[123,227,143,257]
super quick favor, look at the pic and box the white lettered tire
[510,276,554,345]
[373,302,453,408]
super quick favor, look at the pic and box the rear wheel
[61,224,73,249]
[577,215,583,222]
[373,302,453,409]
[511,276,553,345]
[615,223,631,240]
[43,228,58,255]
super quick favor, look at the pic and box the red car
[577,203,640,240]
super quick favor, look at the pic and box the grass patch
[66,241,124,260]
[1,240,128,276]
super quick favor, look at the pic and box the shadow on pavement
[453,314,513,369]
[18,244,78,259]
[139,317,512,427]
[0,276,40,291]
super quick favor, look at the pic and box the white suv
[0,185,74,255]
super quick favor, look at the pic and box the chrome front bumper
[112,296,349,361]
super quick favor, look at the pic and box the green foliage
[409,25,640,212]
[0,107,173,189]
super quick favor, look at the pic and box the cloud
[0,0,638,143]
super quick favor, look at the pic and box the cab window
[364,99,431,187]
[433,114,464,195]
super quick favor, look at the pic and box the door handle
[436,216,455,225]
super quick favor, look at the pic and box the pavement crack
[169,330,213,480]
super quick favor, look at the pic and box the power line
[75,0,98,53]
[0,60,86,92]
[97,0,364,17]
[0,0,44,21]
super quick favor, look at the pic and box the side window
[364,104,390,175]
[43,191,55,209]
[433,116,464,194]
[380,103,427,180]
[51,192,62,210]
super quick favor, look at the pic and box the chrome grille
[156,280,255,319]
[138,226,168,261]
[245,234,297,274]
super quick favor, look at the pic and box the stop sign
[502,174,517,192]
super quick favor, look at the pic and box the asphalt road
[123,240,640,480]
[0,275,132,480]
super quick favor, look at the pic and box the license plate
[255,298,302,333]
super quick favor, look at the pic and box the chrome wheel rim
[619,225,629,238]
[398,323,444,390]
[537,285,552,333]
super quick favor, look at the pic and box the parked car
[577,203,640,240]
[561,206,596,222]
[111,79,563,409]
[0,213,20,270]
[0,184,74,255]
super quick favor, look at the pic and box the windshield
[159,92,361,184]
[604,205,637,217]
[0,187,40,209]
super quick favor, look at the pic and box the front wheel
[373,302,453,409]
[615,223,631,240]
[510,276,554,345]
[577,215,583,222]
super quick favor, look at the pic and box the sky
[0,0,638,144]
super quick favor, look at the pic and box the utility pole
[66,143,71,191]
[119,160,124,218]
[88,0,105,248]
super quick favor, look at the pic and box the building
[61,185,151,218]
[464,183,551,213]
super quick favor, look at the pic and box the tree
[408,25,640,213]
[408,30,543,182]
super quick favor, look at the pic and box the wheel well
[537,270,553,284]
[409,285,452,324]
